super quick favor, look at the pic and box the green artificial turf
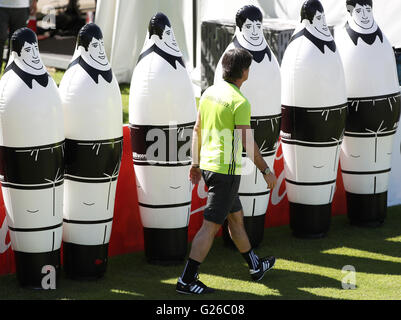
[0,206,400,300]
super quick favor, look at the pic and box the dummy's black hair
[236,5,263,30]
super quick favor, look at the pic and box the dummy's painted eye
[24,47,31,52]
[316,15,321,21]
[356,9,361,13]
[245,24,251,29]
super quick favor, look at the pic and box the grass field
[0,206,400,300]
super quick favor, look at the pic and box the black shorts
[201,170,243,225]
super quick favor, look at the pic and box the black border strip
[63,218,113,225]
[285,178,336,186]
[8,222,63,233]
[138,201,191,209]
[341,168,391,175]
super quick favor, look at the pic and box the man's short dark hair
[300,0,324,24]
[77,23,103,51]
[222,48,253,83]
[236,5,263,30]
[10,27,37,56]
[148,12,171,39]
[346,0,372,13]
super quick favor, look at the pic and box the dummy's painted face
[84,37,109,67]
[241,18,263,47]
[161,25,180,52]
[19,41,44,71]
[312,11,331,37]
[351,4,374,30]
[152,24,181,56]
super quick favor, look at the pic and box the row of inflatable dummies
[0,0,399,289]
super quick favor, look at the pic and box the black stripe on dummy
[289,202,332,238]
[346,191,387,227]
[238,190,270,197]
[63,217,113,225]
[341,168,391,175]
[0,141,64,188]
[345,93,400,135]
[129,122,194,166]
[138,201,191,209]
[281,104,347,144]
[232,36,272,63]
[64,137,123,182]
[143,226,188,265]
[243,114,281,157]
[8,222,63,233]
[285,178,336,186]
[63,242,109,280]
[14,249,60,289]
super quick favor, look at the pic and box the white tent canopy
[95,0,401,84]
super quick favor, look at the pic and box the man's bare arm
[236,124,277,189]
[189,110,202,184]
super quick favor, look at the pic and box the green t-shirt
[199,81,251,175]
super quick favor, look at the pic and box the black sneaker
[176,275,215,295]
[250,256,276,281]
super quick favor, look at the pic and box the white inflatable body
[335,3,401,226]
[280,4,347,238]
[129,14,196,264]
[0,28,64,288]
[59,23,123,279]
[214,9,281,247]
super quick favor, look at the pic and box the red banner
[0,125,347,275]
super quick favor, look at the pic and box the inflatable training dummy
[280,0,347,238]
[59,23,123,279]
[214,5,281,247]
[336,0,400,226]
[129,13,196,264]
[0,27,64,288]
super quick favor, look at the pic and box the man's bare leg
[189,219,221,263]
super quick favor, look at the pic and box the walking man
[176,48,278,295]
